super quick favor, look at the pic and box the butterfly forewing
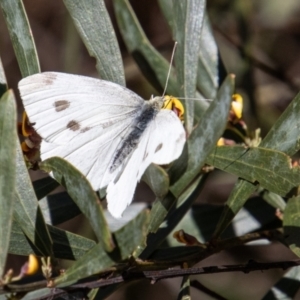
[19,72,186,218]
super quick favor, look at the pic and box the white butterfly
[18,72,186,218]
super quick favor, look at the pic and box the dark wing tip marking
[155,143,163,153]
[43,73,58,85]
[54,100,70,112]
[67,120,80,131]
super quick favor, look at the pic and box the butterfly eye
[163,96,184,121]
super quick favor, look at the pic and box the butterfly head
[162,95,184,122]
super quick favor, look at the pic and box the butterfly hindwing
[107,109,185,218]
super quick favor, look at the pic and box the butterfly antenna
[162,41,178,98]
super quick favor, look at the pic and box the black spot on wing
[54,100,70,112]
[67,120,80,131]
[155,143,163,153]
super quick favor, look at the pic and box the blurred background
[1,0,300,299]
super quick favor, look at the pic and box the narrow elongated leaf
[63,0,125,85]
[178,276,191,300]
[262,92,300,156]
[54,210,149,286]
[33,177,59,200]
[14,144,53,256]
[0,0,40,77]
[213,179,257,238]
[213,90,300,238]
[261,190,286,211]
[197,14,219,99]
[9,221,95,260]
[140,175,205,258]
[0,58,7,97]
[39,192,81,226]
[113,0,178,95]
[142,164,169,198]
[0,91,17,275]
[172,0,206,132]
[170,74,234,198]
[158,0,218,101]
[283,196,300,257]
[41,157,113,251]
[206,146,300,196]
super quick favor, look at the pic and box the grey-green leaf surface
[170,74,234,198]
[33,176,59,200]
[172,0,206,133]
[9,221,95,260]
[213,90,300,238]
[283,196,300,257]
[212,179,258,238]
[169,196,280,247]
[0,58,7,97]
[39,192,81,226]
[206,146,300,196]
[197,14,219,100]
[0,0,40,77]
[41,157,113,252]
[142,164,169,198]
[261,190,286,211]
[177,276,191,300]
[54,210,149,286]
[113,0,178,95]
[140,175,205,259]
[158,0,218,101]
[0,91,17,275]
[261,91,300,156]
[63,0,125,86]
[14,144,53,256]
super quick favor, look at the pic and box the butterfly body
[19,72,185,218]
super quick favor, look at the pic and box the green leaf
[261,91,300,156]
[212,179,257,238]
[261,190,286,211]
[177,276,191,300]
[63,0,125,85]
[39,192,81,226]
[0,58,7,97]
[9,221,95,260]
[0,91,17,275]
[158,1,218,101]
[113,0,178,95]
[170,74,234,198]
[169,196,280,247]
[197,14,219,100]
[283,196,300,257]
[41,157,113,252]
[213,91,300,238]
[14,144,53,256]
[33,177,59,200]
[0,0,40,77]
[206,146,300,196]
[142,164,169,198]
[54,210,149,286]
[139,175,205,258]
[172,0,206,133]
